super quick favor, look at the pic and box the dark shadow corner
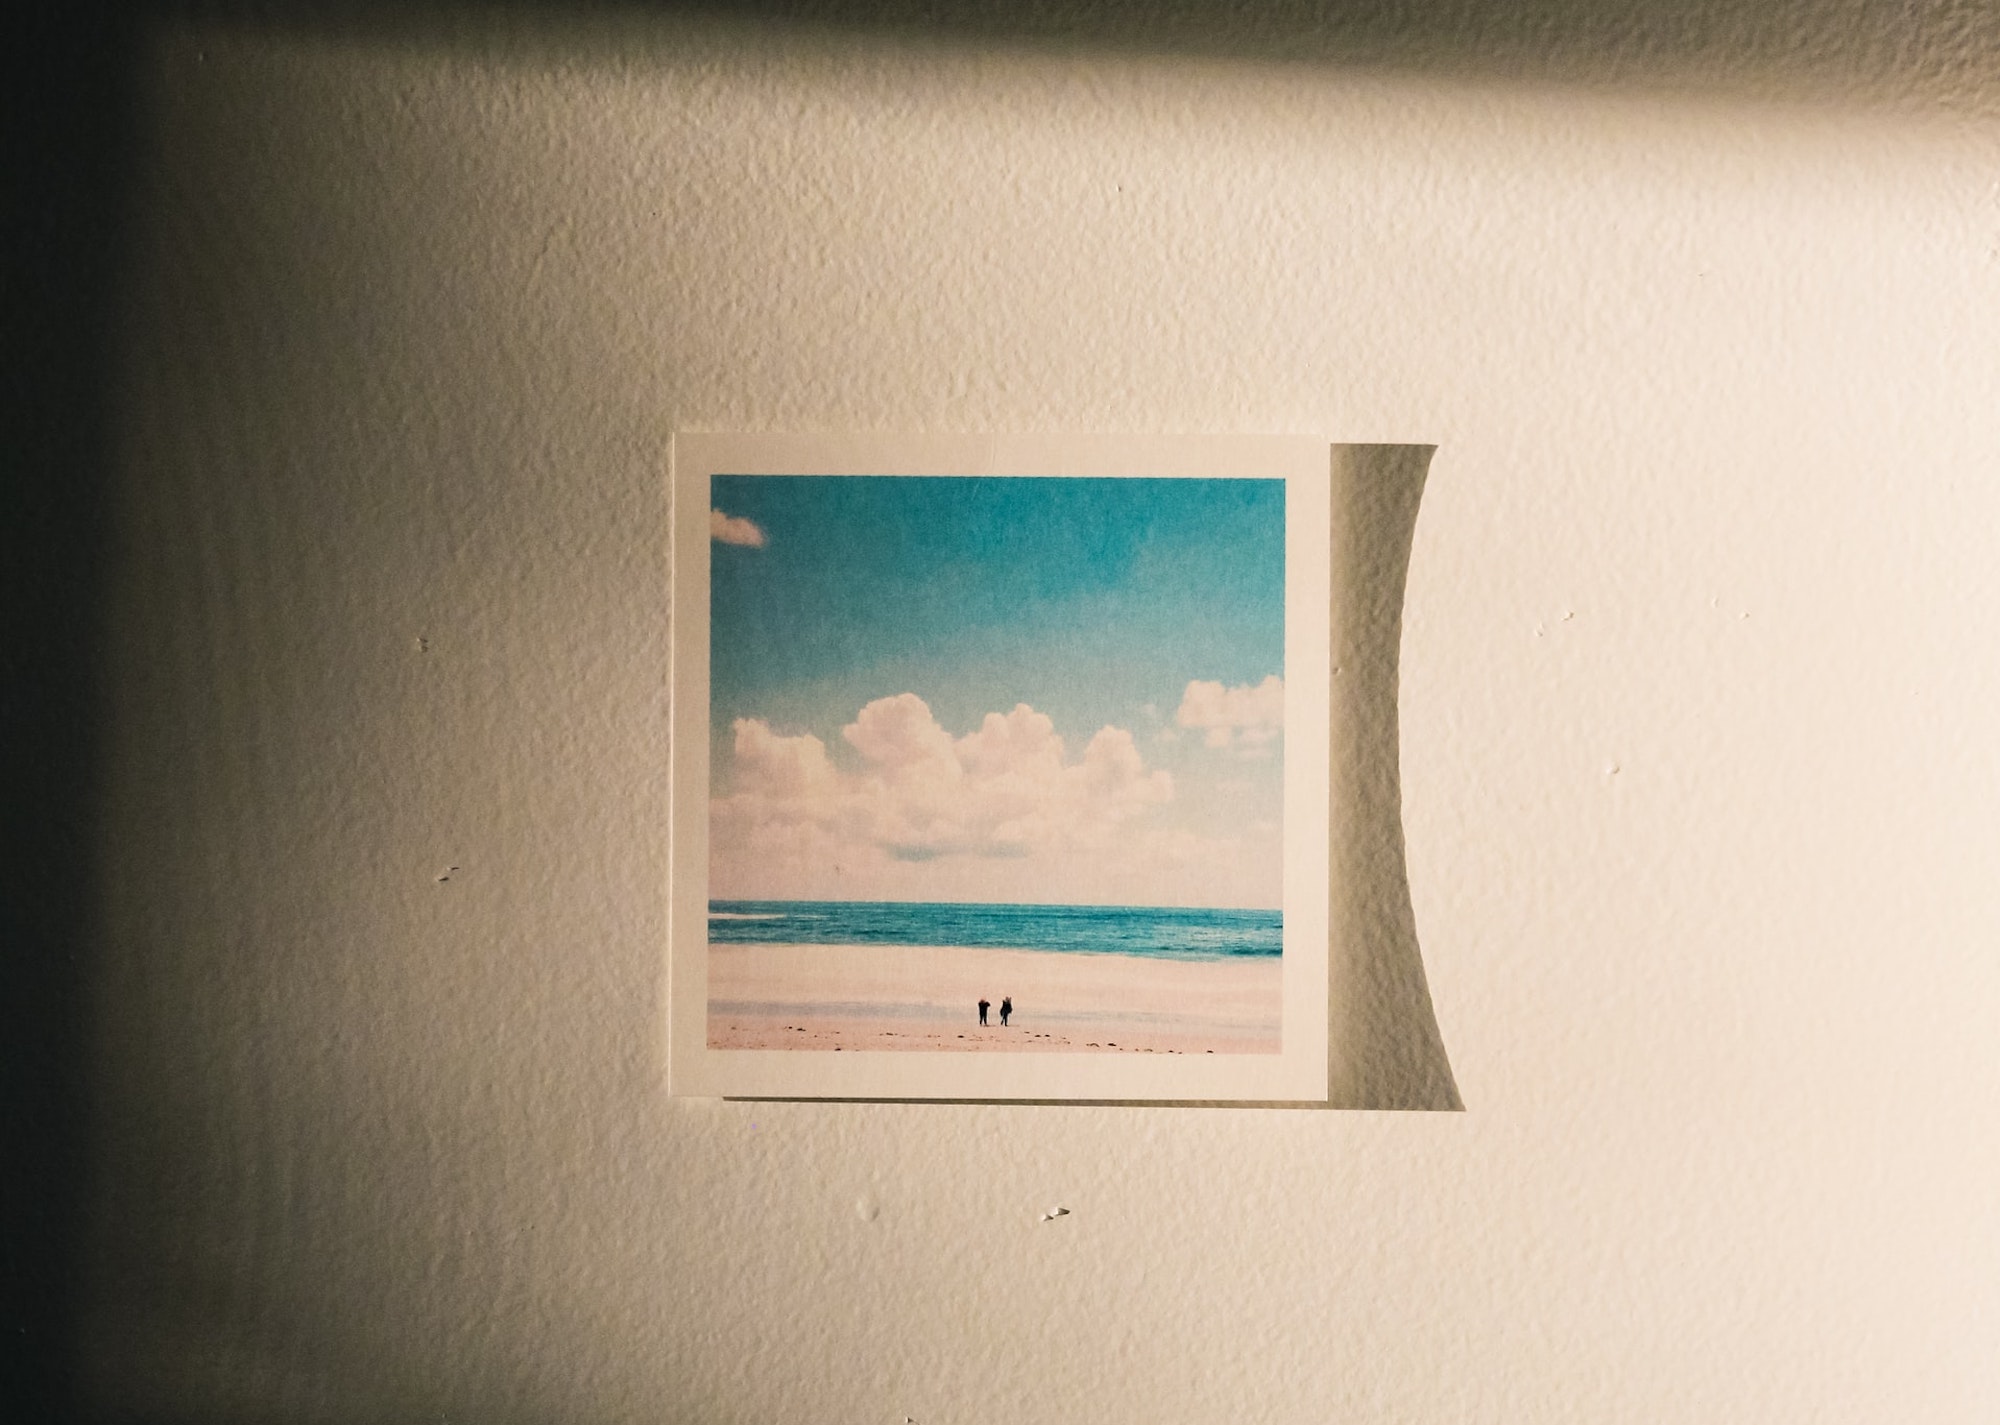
[2,5,145,1421]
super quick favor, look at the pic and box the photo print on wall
[669,435,1331,1101]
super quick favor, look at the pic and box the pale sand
[707,942,1280,1054]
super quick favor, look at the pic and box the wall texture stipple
[70,5,2000,1421]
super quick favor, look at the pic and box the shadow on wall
[4,10,138,1422]
[143,0,2000,112]
[685,0,2000,108]
[16,0,1999,1416]
[1328,446,1460,1110]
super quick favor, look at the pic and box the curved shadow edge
[1326,444,1462,1111]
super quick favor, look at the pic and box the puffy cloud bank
[1175,675,1284,752]
[709,508,767,547]
[710,693,1290,905]
[723,694,1170,865]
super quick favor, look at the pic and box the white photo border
[669,434,1330,1102]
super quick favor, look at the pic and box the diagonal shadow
[138,0,2000,112]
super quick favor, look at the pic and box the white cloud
[843,692,961,782]
[710,508,767,547]
[1174,675,1284,752]
[732,718,841,800]
[712,695,1179,892]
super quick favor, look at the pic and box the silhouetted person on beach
[999,996,1012,1027]
[978,998,989,1026]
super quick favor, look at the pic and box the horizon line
[707,896,1283,914]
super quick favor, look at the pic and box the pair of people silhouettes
[976,997,1013,1027]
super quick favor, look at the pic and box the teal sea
[707,900,1281,962]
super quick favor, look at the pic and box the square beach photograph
[669,435,1329,1101]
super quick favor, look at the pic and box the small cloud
[1176,675,1284,753]
[711,509,767,547]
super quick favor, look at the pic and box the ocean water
[708,900,1281,962]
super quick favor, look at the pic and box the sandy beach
[707,941,1280,1054]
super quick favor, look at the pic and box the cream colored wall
[87,12,2000,1421]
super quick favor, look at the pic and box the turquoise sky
[709,474,1284,769]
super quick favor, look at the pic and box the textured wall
[79,9,2000,1421]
